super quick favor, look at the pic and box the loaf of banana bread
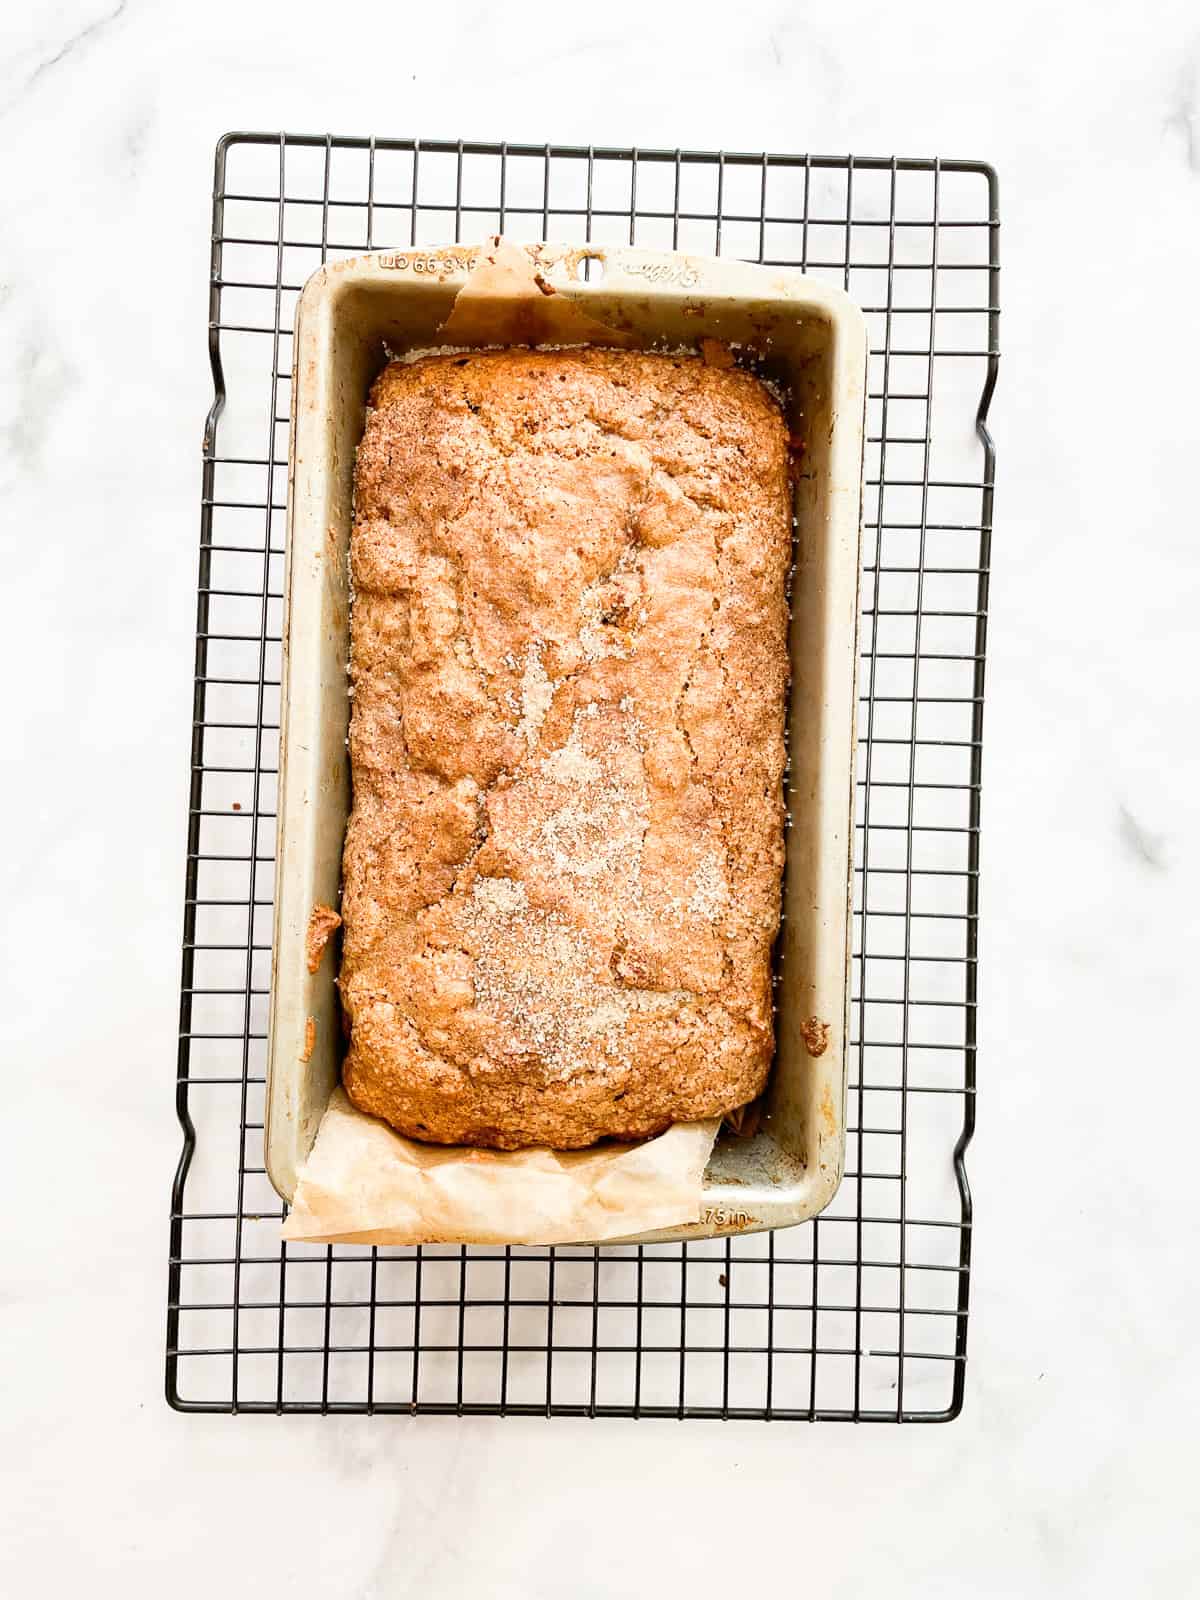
[339,346,790,1148]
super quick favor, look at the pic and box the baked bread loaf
[339,347,790,1149]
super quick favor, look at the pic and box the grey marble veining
[3,0,128,112]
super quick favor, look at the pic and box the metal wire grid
[168,134,998,1421]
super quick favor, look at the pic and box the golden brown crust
[340,347,790,1148]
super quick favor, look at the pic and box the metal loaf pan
[266,243,867,1243]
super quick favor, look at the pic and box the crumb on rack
[300,1016,316,1063]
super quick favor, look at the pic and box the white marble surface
[2,0,1198,1593]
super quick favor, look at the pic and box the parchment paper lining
[283,1091,719,1246]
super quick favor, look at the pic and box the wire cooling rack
[168,134,998,1420]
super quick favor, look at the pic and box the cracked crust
[340,347,790,1148]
